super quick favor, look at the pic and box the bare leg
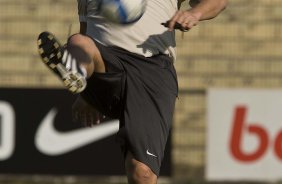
[125,152,158,184]
[66,34,106,77]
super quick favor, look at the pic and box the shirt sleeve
[77,0,87,22]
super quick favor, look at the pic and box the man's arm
[80,22,87,35]
[77,0,87,35]
[168,0,228,31]
[188,0,227,20]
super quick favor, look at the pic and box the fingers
[72,108,106,127]
[72,96,105,127]
[72,110,79,122]
[79,111,98,127]
[84,112,95,127]
[167,10,200,31]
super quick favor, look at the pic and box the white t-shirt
[77,0,179,61]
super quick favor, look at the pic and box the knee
[67,34,90,47]
[132,163,155,183]
[67,34,100,57]
[126,154,157,184]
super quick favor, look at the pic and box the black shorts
[81,41,178,176]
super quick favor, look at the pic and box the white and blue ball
[99,0,147,24]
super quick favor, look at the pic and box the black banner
[0,88,171,176]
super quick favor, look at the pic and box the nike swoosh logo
[35,108,119,156]
[146,149,157,158]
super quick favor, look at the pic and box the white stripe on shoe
[62,50,68,64]
[72,57,78,73]
[37,32,87,93]
[62,50,79,74]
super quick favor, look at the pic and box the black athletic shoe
[37,31,86,93]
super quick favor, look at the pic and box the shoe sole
[37,32,86,93]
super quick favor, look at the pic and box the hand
[167,10,201,31]
[72,95,105,127]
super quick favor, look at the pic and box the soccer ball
[99,0,147,24]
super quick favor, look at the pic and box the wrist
[188,10,202,20]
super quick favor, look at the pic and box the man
[37,0,227,183]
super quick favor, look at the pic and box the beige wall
[1,0,281,180]
[174,0,282,179]
[0,0,78,87]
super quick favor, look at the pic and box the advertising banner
[0,88,171,176]
[207,89,282,181]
